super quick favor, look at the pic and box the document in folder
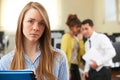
[82,47,102,64]
[0,70,36,80]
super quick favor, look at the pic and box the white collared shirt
[84,31,116,72]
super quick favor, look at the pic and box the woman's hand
[77,33,83,40]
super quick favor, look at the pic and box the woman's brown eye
[28,20,34,24]
[39,21,45,27]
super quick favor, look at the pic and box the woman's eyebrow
[29,18,35,20]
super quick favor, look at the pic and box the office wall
[93,0,120,34]
[1,0,120,33]
[0,0,61,32]
[0,0,1,29]
[0,0,120,53]
[59,0,120,34]
[59,0,95,32]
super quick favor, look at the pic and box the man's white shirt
[83,31,116,72]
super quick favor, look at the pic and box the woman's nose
[33,23,39,31]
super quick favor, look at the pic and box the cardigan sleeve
[61,34,68,55]
[61,34,72,67]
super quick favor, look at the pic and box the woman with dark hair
[61,14,85,80]
[0,2,69,80]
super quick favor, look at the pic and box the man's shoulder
[96,32,108,39]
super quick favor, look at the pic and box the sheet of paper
[83,47,102,62]
[83,47,103,71]
[82,47,103,71]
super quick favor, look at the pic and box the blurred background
[0,0,120,52]
[0,0,120,79]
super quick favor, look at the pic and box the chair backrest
[0,31,4,50]
[112,42,120,62]
[51,30,64,48]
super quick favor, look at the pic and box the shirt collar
[24,47,41,64]
[89,31,97,41]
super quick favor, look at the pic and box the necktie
[89,39,91,48]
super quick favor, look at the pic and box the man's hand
[90,60,98,70]
[82,72,88,80]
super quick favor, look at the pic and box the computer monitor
[0,70,36,80]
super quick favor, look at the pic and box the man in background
[81,19,116,80]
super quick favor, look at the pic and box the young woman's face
[71,24,80,35]
[23,8,45,42]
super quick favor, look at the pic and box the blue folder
[0,70,36,80]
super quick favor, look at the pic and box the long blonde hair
[10,2,56,80]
